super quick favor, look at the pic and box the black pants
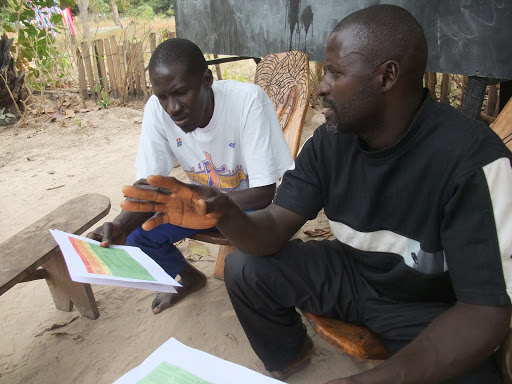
[224,239,503,383]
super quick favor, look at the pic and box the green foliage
[0,0,13,26]
[97,91,111,108]
[127,3,154,20]
[0,107,16,124]
[152,0,173,16]
[91,0,112,14]
[1,0,71,90]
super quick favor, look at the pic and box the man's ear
[203,69,214,88]
[376,60,399,92]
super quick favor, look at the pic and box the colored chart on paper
[69,237,156,281]
[138,362,213,384]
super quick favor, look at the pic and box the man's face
[150,64,213,133]
[317,27,380,135]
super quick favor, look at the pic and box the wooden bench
[0,194,111,320]
[303,98,512,375]
[191,50,310,279]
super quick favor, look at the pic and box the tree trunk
[0,33,26,116]
[111,0,123,28]
[77,0,90,40]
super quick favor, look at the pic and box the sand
[0,101,369,384]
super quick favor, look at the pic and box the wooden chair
[190,50,310,279]
[0,194,111,320]
[303,98,512,371]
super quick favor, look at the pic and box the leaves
[187,240,210,258]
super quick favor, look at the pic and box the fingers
[86,230,102,242]
[100,222,113,247]
[122,185,170,203]
[120,198,166,213]
[141,213,165,231]
[146,175,180,190]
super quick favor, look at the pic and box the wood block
[492,98,512,150]
[303,311,389,360]
[189,231,232,246]
[213,244,235,280]
[0,194,110,318]
[43,250,99,319]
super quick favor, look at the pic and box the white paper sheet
[113,338,283,384]
[50,229,181,293]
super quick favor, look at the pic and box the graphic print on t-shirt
[185,151,248,191]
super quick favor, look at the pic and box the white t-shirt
[135,80,293,191]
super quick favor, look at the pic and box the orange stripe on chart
[69,237,112,275]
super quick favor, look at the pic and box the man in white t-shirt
[88,38,293,314]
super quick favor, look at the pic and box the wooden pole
[125,40,135,100]
[103,38,118,99]
[149,32,157,55]
[90,42,102,99]
[138,42,148,98]
[81,42,98,101]
[487,84,498,117]
[459,75,469,110]
[440,73,451,104]
[427,72,437,100]
[109,36,123,100]
[118,42,127,103]
[133,42,143,98]
[212,54,223,80]
[94,39,109,93]
[75,46,88,105]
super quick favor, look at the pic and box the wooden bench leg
[42,250,100,320]
[213,245,236,280]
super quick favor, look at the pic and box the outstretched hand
[121,175,227,231]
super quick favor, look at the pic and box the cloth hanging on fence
[27,0,75,37]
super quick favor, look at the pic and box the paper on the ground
[113,338,283,384]
[50,229,181,293]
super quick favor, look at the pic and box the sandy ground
[0,98,370,383]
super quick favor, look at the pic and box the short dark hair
[148,38,207,77]
[332,4,428,84]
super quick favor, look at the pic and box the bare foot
[152,262,207,314]
[252,334,314,380]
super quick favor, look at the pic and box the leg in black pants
[224,239,374,371]
[224,239,503,383]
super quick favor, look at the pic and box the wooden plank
[426,72,437,100]
[91,42,102,97]
[75,46,88,104]
[213,245,235,280]
[94,39,109,93]
[43,250,100,319]
[137,42,148,98]
[103,37,118,99]
[440,73,451,104]
[0,194,111,296]
[149,32,157,55]
[81,42,98,101]
[124,40,135,101]
[118,41,128,102]
[190,231,232,246]
[212,54,222,80]
[133,42,143,98]
[302,312,390,360]
[491,98,512,151]
[110,36,123,99]
[20,268,48,282]
[487,84,498,117]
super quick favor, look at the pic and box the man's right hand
[121,175,228,231]
[86,221,127,248]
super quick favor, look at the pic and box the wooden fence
[75,32,175,104]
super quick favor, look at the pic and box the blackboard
[175,0,512,80]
